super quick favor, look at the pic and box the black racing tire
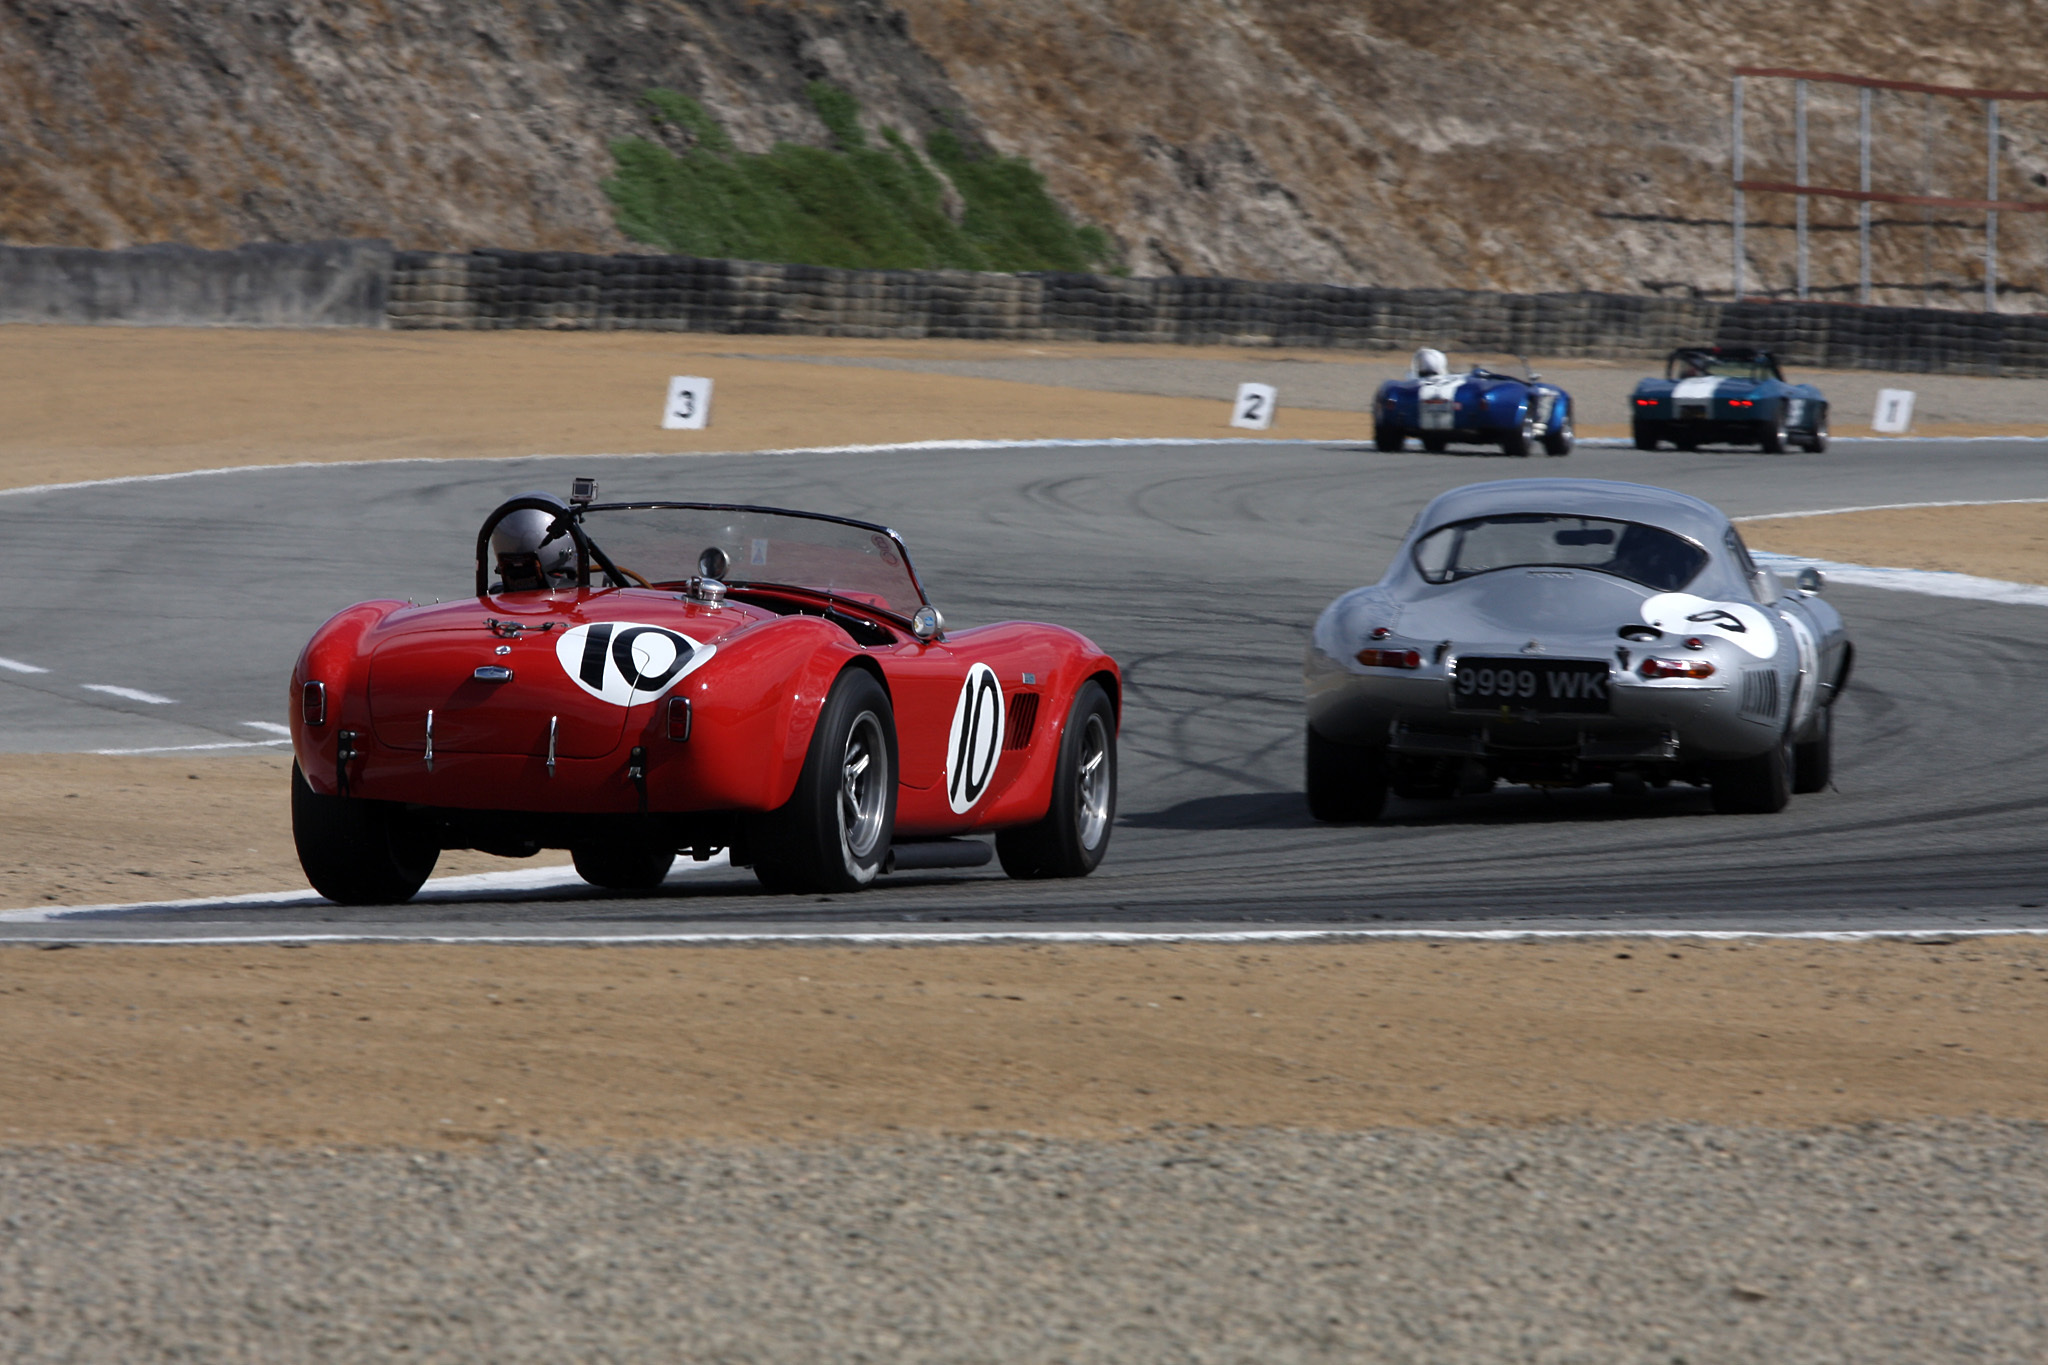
[1673,433,1699,452]
[1421,433,1449,454]
[1305,725,1390,823]
[1792,703,1833,794]
[1373,424,1404,453]
[1498,407,1537,458]
[571,841,676,890]
[1632,422,1659,451]
[751,668,898,894]
[291,761,438,905]
[1759,403,1791,454]
[1802,404,1830,454]
[1542,411,1574,456]
[996,680,1117,880]
[1709,734,1793,814]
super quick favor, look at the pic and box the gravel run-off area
[3,1123,2045,1364]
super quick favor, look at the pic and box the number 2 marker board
[1231,382,1277,430]
[662,376,714,430]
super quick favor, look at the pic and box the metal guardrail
[1731,67,2048,312]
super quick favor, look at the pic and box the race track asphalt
[6,436,2048,939]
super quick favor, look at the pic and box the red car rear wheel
[751,668,897,894]
[291,762,438,905]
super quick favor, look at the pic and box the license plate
[1452,657,1611,713]
[1420,399,1455,430]
[1678,403,1708,421]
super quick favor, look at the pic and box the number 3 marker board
[662,376,714,430]
[1230,382,1277,430]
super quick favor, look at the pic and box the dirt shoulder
[1,938,2042,1146]
[7,326,2046,496]
[0,752,564,912]
[1,326,1373,491]
[1743,502,2048,585]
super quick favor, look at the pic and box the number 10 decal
[945,663,1006,814]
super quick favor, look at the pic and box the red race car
[289,481,1121,903]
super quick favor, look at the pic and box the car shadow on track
[1123,785,1720,832]
[1326,442,1539,460]
[1121,792,1319,830]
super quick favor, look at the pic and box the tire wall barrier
[5,238,2044,377]
[0,240,393,328]
[392,248,2048,378]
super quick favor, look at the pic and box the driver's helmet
[491,493,576,592]
[1412,347,1448,379]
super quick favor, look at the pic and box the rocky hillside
[6,0,2047,305]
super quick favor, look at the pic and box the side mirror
[911,605,944,641]
[1796,567,1825,594]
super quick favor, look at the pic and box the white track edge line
[2,926,2044,947]
[0,439,1350,500]
[0,858,730,921]
[1736,497,2048,521]
[86,739,290,755]
[3,435,2040,501]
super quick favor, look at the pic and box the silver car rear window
[1413,514,1708,592]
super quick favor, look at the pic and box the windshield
[1413,514,1708,592]
[1667,351,1773,382]
[577,503,928,620]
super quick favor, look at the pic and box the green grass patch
[603,85,1116,273]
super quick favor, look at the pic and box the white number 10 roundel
[945,663,1006,814]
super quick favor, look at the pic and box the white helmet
[490,493,576,592]
[1412,347,1448,378]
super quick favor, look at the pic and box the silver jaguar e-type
[1304,478,1851,818]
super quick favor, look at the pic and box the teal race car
[1629,347,1828,454]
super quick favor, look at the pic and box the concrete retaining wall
[0,240,392,328]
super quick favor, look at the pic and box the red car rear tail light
[1356,648,1422,669]
[667,696,692,742]
[1640,657,1716,680]
[301,681,326,726]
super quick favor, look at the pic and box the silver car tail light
[1640,658,1716,680]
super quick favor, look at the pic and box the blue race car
[1630,347,1828,453]
[1374,349,1574,457]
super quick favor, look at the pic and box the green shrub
[602,85,1117,273]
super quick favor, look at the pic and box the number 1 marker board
[662,376,714,430]
[1231,382,1277,430]
[1872,388,1915,435]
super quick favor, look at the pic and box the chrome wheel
[839,709,889,864]
[1074,713,1112,851]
